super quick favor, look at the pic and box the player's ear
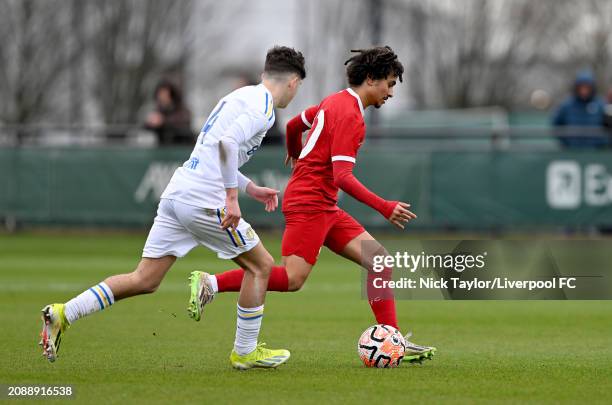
[288,75,299,89]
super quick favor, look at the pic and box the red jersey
[283,88,365,213]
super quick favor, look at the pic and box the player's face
[370,75,397,109]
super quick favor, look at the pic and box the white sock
[208,274,219,293]
[64,282,115,324]
[234,304,264,355]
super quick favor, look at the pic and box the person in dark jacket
[145,80,194,146]
[604,88,612,130]
[552,70,608,148]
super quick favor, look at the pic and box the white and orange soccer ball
[357,324,406,368]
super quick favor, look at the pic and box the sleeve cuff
[331,155,356,163]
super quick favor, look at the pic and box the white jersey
[161,84,275,208]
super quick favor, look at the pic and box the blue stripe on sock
[89,287,105,309]
[237,306,263,313]
[237,314,263,321]
[97,283,113,306]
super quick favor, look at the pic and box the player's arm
[237,171,279,213]
[218,110,267,229]
[331,115,416,229]
[285,105,319,165]
[332,161,415,229]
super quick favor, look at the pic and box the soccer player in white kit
[39,46,306,370]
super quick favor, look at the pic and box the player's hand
[222,196,241,230]
[284,154,297,168]
[387,202,417,230]
[246,183,280,212]
[146,112,164,128]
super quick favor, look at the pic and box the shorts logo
[245,227,256,240]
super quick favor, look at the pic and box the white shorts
[142,199,260,260]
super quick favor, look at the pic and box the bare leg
[105,256,176,301]
[232,243,274,308]
[281,255,314,291]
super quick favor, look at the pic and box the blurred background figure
[144,80,194,146]
[604,88,612,130]
[552,70,608,148]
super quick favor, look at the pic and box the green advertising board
[1,147,611,228]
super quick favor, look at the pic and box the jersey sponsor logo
[247,145,260,156]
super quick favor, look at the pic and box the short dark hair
[344,46,404,86]
[264,46,306,79]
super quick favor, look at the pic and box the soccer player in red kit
[190,46,436,362]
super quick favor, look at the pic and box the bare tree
[299,0,372,103]
[0,0,82,124]
[388,0,591,109]
[85,0,193,125]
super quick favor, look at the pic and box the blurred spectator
[145,80,194,146]
[604,88,612,130]
[552,70,608,148]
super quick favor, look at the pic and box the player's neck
[261,80,281,108]
[349,86,371,109]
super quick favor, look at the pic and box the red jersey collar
[346,88,365,116]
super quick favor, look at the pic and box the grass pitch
[1,232,611,404]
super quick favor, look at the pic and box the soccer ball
[357,324,405,368]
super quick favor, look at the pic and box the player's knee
[365,245,389,270]
[258,252,275,276]
[244,251,274,277]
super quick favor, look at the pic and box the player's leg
[227,241,290,369]
[173,203,290,368]
[189,210,326,310]
[329,229,399,328]
[326,212,436,362]
[40,256,178,363]
[40,199,197,362]
[198,254,312,294]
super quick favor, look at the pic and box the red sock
[368,299,398,330]
[216,266,289,292]
[366,266,398,329]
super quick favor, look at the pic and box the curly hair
[264,46,306,79]
[344,46,403,86]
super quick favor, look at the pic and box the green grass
[1,233,611,404]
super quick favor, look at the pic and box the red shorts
[281,209,365,265]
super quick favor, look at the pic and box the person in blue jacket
[552,70,609,148]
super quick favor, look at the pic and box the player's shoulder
[320,89,364,121]
[226,84,274,124]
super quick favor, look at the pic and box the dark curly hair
[264,46,306,79]
[344,46,403,86]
